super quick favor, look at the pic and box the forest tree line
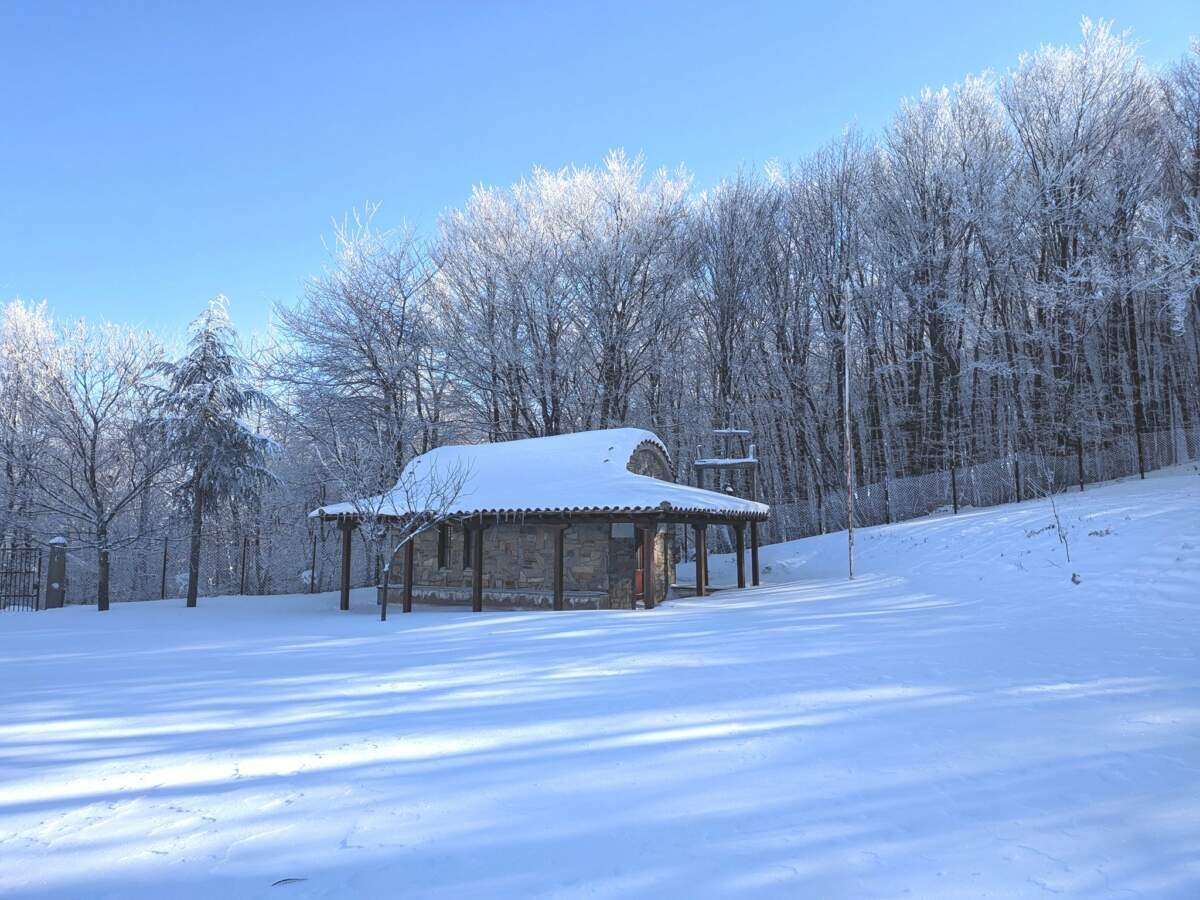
[3,23,1199,602]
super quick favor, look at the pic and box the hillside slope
[1,466,1197,898]
[706,463,1200,600]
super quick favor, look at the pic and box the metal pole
[844,307,854,580]
[239,536,248,595]
[1077,436,1085,492]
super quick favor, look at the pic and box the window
[437,524,449,569]
[462,525,472,568]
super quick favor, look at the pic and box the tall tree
[155,297,275,607]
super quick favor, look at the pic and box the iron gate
[0,547,43,611]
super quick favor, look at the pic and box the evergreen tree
[155,297,275,607]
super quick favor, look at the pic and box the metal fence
[0,547,43,611]
[60,514,379,607]
[769,427,1200,540]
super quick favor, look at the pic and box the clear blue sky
[2,1,1195,338]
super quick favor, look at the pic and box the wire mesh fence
[60,514,380,607]
[769,427,1200,541]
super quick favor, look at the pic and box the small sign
[611,523,635,539]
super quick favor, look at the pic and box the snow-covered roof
[312,427,769,522]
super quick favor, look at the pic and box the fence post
[1014,457,1022,503]
[45,537,66,609]
[1077,437,1085,492]
[239,536,248,595]
[950,466,959,515]
[160,536,168,600]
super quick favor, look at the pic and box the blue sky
[1,1,1195,339]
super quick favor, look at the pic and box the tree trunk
[187,481,204,608]
[1124,289,1147,478]
[97,520,110,612]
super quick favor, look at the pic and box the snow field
[1,466,1198,897]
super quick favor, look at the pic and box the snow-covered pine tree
[154,297,275,607]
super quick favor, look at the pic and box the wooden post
[735,523,746,589]
[729,520,739,592]
[750,520,760,587]
[309,531,318,593]
[339,520,353,611]
[402,537,414,613]
[471,524,484,612]
[552,526,566,611]
[693,524,706,597]
[950,466,959,515]
[380,560,391,622]
[642,524,656,610]
[239,536,248,595]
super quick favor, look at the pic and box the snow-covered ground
[2,467,1199,898]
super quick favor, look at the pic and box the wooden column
[750,520,760,587]
[734,522,746,589]
[471,524,484,612]
[339,520,354,611]
[642,524,656,610]
[402,538,415,613]
[552,525,566,611]
[693,524,706,597]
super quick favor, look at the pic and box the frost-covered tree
[155,297,275,607]
[0,301,54,547]
[29,319,167,610]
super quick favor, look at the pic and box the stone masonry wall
[606,525,672,610]
[393,521,610,594]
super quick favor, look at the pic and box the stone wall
[606,524,672,610]
[607,526,637,609]
[392,521,610,594]
[379,584,607,610]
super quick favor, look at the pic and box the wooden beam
[552,526,565,611]
[642,525,656,610]
[693,524,706,597]
[402,537,414,614]
[471,524,484,612]
[735,522,746,589]
[339,521,354,611]
[750,520,760,587]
